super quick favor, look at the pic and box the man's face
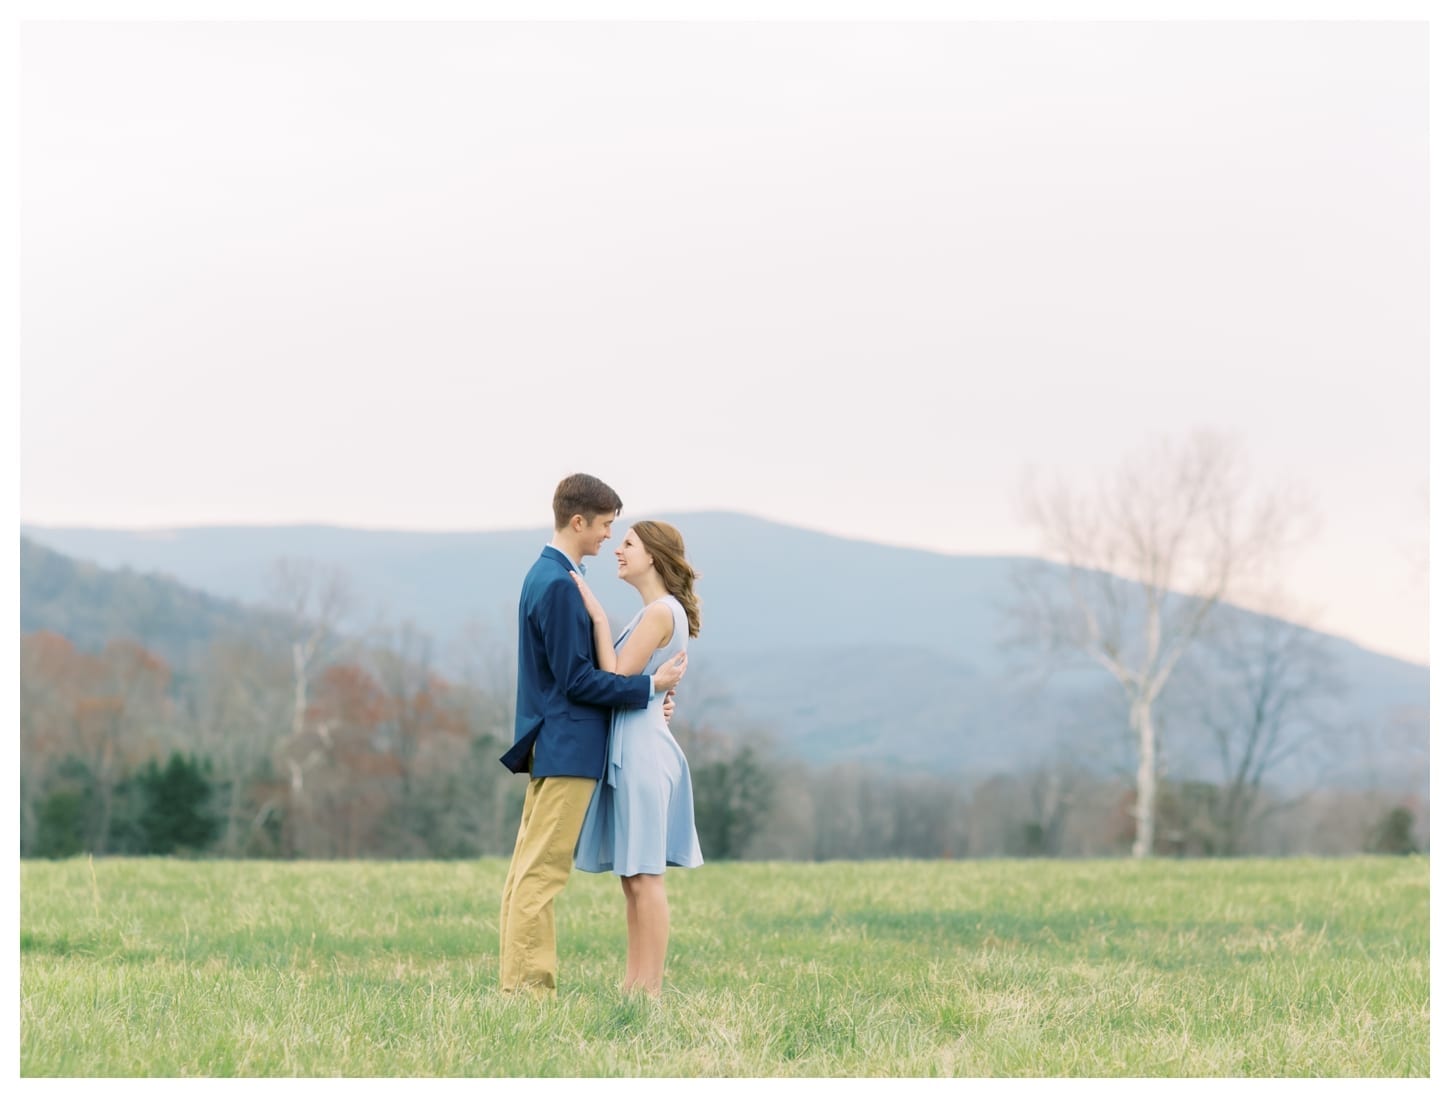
[579,513,615,557]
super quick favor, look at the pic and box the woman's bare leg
[621,874,669,996]
[621,876,641,989]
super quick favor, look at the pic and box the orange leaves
[21,632,172,766]
[311,663,390,728]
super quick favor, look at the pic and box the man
[497,472,688,995]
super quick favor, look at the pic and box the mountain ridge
[20,514,1428,790]
[22,513,1424,668]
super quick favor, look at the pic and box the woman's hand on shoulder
[570,571,608,623]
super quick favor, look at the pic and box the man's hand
[662,688,676,723]
[651,650,687,694]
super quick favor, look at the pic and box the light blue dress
[574,595,704,876]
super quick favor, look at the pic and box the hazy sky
[18,17,1430,663]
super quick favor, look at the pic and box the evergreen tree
[31,756,99,859]
[138,753,221,854]
[693,744,776,860]
[1367,806,1418,855]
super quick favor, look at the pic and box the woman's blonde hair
[632,520,700,638]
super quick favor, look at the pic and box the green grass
[19,855,1428,1077]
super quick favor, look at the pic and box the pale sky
[17,14,1431,663]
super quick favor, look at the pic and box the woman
[571,520,704,996]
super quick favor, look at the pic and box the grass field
[19,854,1428,1077]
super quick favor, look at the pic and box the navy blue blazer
[500,546,653,778]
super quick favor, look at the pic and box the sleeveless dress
[574,595,704,876]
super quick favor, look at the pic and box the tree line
[19,624,1424,862]
[18,433,1427,862]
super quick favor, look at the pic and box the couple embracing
[497,473,703,998]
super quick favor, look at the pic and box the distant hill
[19,514,1028,665]
[19,536,278,670]
[20,515,1429,790]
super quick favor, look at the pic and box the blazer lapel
[541,545,578,574]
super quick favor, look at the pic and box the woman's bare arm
[612,602,676,677]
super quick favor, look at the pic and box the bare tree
[1170,606,1346,854]
[448,612,533,853]
[1008,431,1307,857]
[451,611,517,732]
[364,619,435,767]
[365,618,486,856]
[1020,758,1083,856]
[965,773,1029,857]
[268,558,354,738]
[262,558,355,853]
[87,639,172,849]
[193,635,292,855]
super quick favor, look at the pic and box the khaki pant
[498,774,597,994]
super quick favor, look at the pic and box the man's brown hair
[553,473,623,530]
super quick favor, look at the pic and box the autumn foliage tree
[20,632,173,855]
